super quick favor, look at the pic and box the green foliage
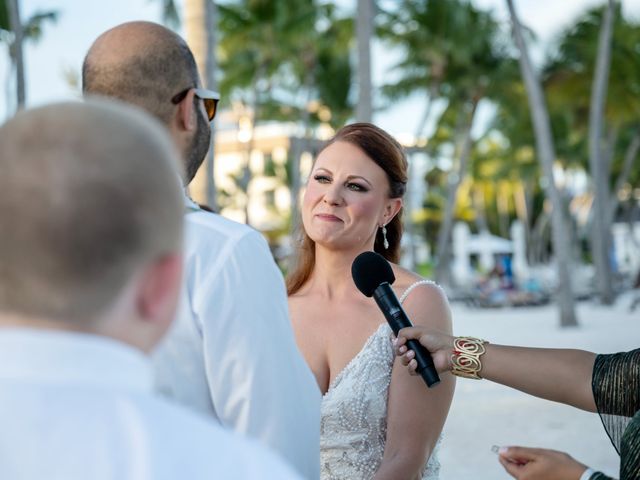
[0,1,9,32]
[0,1,58,46]
[218,0,352,128]
[153,0,180,29]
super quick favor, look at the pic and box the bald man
[82,22,321,479]
[0,100,301,480]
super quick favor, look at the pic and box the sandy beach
[438,291,639,479]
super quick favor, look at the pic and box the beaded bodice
[319,280,441,480]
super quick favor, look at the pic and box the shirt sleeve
[193,230,320,479]
[591,349,640,454]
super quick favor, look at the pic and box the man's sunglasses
[171,87,220,122]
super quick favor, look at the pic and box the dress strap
[399,279,439,304]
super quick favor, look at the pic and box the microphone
[351,251,440,388]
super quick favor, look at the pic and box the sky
[2,0,640,134]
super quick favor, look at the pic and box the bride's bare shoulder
[390,264,446,303]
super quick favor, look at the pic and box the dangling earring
[381,224,389,250]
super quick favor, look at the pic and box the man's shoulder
[186,209,256,238]
[184,210,266,254]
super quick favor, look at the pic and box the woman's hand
[394,326,455,375]
[497,446,588,480]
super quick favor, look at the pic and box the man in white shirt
[0,100,301,479]
[82,22,321,479]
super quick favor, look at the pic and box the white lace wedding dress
[320,280,442,480]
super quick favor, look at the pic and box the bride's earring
[381,224,389,250]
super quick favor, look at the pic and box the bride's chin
[311,235,345,250]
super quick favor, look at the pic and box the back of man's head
[82,21,198,126]
[0,100,184,326]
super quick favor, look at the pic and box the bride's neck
[307,247,363,298]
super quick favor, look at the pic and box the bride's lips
[315,213,342,222]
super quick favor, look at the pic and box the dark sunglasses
[171,87,220,122]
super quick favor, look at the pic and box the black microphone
[351,251,440,388]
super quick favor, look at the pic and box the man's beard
[184,108,211,184]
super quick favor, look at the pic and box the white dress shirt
[152,196,321,479]
[0,328,301,480]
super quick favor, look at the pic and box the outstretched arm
[395,327,597,412]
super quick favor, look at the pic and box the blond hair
[0,100,184,322]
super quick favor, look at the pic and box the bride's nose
[323,185,343,206]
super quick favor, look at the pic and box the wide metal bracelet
[451,336,487,379]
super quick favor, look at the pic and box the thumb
[498,454,527,479]
[499,446,542,464]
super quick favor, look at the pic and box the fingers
[396,326,426,342]
[499,446,543,463]
[498,454,527,478]
[395,343,418,374]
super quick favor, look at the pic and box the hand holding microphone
[351,251,441,388]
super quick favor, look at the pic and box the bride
[287,123,455,479]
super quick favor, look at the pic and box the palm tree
[5,0,23,108]
[0,0,57,112]
[588,0,616,304]
[356,0,372,122]
[545,2,640,304]
[380,0,519,283]
[184,0,219,210]
[506,0,577,327]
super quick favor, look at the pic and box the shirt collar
[184,189,201,213]
[0,328,153,393]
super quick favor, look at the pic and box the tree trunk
[609,129,640,221]
[513,181,531,253]
[7,0,25,110]
[290,70,315,233]
[356,0,373,122]
[184,0,218,210]
[507,0,578,327]
[588,0,616,304]
[435,99,478,286]
[404,83,440,270]
[497,182,510,239]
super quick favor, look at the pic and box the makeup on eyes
[312,169,372,192]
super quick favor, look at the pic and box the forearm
[481,344,597,412]
[373,455,423,480]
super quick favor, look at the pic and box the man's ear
[136,253,183,326]
[175,89,197,132]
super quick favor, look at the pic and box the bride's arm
[373,283,455,480]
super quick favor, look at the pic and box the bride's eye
[346,182,368,192]
[314,174,331,184]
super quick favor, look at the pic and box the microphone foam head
[351,251,396,297]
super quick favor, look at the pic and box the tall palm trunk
[588,0,616,304]
[185,0,218,210]
[7,0,25,110]
[435,98,478,286]
[609,129,640,220]
[506,0,577,327]
[356,0,373,122]
[289,69,315,233]
[404,83,441,270]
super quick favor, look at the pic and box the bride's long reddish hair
[286,123,408,296]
